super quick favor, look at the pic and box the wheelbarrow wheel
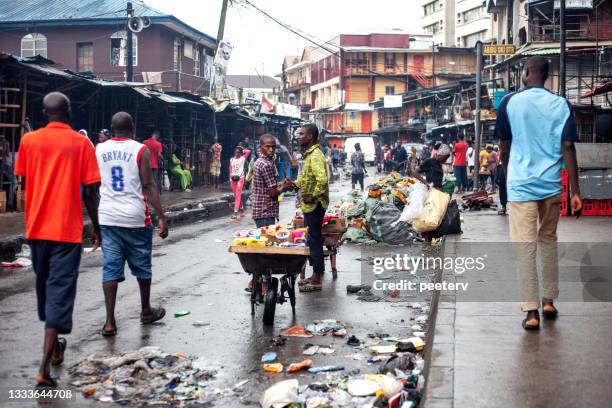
[263,277,279,326]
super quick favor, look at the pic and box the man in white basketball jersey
[96,112,169,337]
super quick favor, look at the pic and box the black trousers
[304,203,326,275]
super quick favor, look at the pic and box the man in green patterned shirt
[288,124,329,292]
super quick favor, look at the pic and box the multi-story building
[309,30,476,139]
[485,0,612,142]
[421,0,493,47]
[0,0,216,96]
[226,75,280,105]
[279,47,313,113]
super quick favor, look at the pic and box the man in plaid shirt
[252,134,284,227]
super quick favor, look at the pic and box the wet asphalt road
[0,174,431,407]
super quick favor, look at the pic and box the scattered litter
[261,352,277,363]
[397,337,426,352]
[234,379,249,389]
[318,347,335,355]
[68,347,216,405]
[262,363,283,373]
[83,247,101,253]
[192,321,209,327]
[345,353,365,361]
[279,325,313,338]
[411,324,423,331]
[260,379,299,408]
[370,345,397,355]
[308,383,330,392]
[346,284,371,294]
[174,310,191,318]
[287,359,312,373]
[213,239,223,243]
[308,365,344,374]
[306,319,345,336]
[271,336,287,347]
[347,379,380,397]
[412,331,426,338]
[347,335,361,347]
[415,315,428,324]
[332,329,347,337]
[306,396,329,408]
[1,261,24,268]
[302,345,319,356]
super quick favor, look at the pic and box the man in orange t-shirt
[14,92,101,387]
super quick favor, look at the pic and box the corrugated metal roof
[521,48,561,56]
[0,0,165,23]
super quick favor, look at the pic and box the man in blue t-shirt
[496,56,582,331]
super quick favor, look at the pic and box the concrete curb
[0,191,249,261]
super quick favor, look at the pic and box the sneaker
[185,188,192,192]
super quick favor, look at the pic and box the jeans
[304,203,325,275]
[30,240,82,334]
[453,165,468,191]
[277,162,291,181]
[101,225,153,282]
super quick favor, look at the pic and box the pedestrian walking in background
[467,141,475,186]
[495,160,507,215]
[96,112,168,337]
[452,134,468,193]
[209,137,222,189]
[496,56,582,330]
[276,141,292,181]
[331,144,340,171]
[487,145,498,193]
[143,130,163,194]
[14,92,101,387]
[350,142,366,191]
[98,128,111,144]
[478,145,490,190]
[287,124,329,293]
[230,146,246,220]
[170,147,192,192]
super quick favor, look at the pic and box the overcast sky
[146,0,422,78]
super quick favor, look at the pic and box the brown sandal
[140,306,166,324]
[522,310,540,330]
[542,300,558,319]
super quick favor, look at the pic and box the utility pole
[126,2,134,82]
[216,0,229,51]
[559,0,566,97]
[473,41,483,191]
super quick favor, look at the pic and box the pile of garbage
[335,172,420,245]
[461,190,495,211]
[68,346,217,405]
[232,224,308,248]
[260,317,427,407]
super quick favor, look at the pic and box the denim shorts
[101,225,153,282]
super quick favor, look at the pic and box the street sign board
[483,44,516,56]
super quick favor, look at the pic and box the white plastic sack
[260,379,299,408]
[392,183,429,226]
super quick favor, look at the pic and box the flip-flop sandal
[299,283,322,293]
[36,374,58,387]
[298,277,314,286]
[522,318,540,330]
[101,326,118,337]
[141,306,166,324]
[542,302,559,319]
[51,338,67,366]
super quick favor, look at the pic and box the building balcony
[154,71,210,96]
[529,12,612,43]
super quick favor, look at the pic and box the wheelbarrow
[229,246,310,326]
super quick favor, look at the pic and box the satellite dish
[141,16,152,28]
[128,17,144,33]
